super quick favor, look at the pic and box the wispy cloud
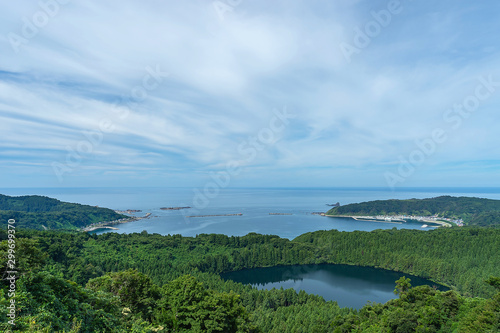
[1,0,499,187]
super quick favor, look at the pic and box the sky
[0,0,499,189]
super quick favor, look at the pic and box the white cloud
[1,0,500,187]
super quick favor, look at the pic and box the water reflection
[221,264,447,309]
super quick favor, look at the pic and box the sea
[2,187,500,239]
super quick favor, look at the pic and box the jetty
[160,206,191,210]
[186,213,243,218]
[352,216,405,223]
[326,215,405,223]
[269,213,292,215]
[115,209,142,214]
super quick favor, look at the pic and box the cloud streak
[1,0,499,187]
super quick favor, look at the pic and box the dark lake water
[221,264,448,309]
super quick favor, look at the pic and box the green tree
[394,276,412,298]
[486,276,500,291]
[155,275,253,332]
[86,269,161,321]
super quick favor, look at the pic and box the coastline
[326,215,404,224]
[421,220,452,227]
[81,212,152,232]
[85,226,119,232]
[326,215,451,227]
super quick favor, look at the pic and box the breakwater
[160,206,191,210]
[186,213,243,218]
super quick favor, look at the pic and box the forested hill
[1,228,499,331]
[0,194,126,230]
[326,196,500,226]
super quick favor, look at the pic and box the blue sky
[0,0,499,188]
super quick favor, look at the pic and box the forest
[326,196,500,225]
[1,226,499,332]
[0,194,126,230]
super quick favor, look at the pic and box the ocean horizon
[2,187,499,239]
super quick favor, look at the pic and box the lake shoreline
[221,262,449,309]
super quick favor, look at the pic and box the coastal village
[324,201,464,227]
[326,214,463,227]
[399,215,464,227]
[370,214,464,227]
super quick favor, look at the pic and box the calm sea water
[2,187,500,239]
[221,264,448,309]
[2,187,492,307]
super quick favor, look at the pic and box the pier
[186,213,243,218]
[160,206,191,210]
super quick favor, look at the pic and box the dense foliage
[0,226,499,331]
[333,277,500,332]
[469,211,500,226]
[0,194,126,230]
[294,228,500,298]
[326,196,500,225]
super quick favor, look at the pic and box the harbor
[326,214,452,227]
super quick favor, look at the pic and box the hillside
[326,196,500,226]
[1,228,499,331]
[0,194,126,230]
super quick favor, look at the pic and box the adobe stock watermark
[6,0,72,54]
[51,65,169,182]
[339,0,412,64]
[182,106,295,219]
[5,219,17,327]
[212,0,243,21]
[385,74,499,189]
